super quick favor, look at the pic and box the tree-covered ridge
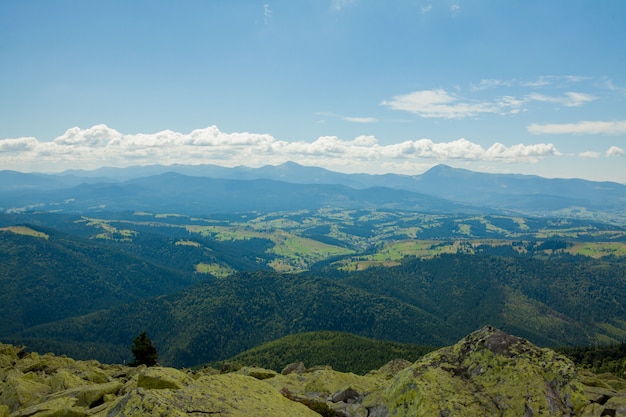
[0,225,197,336]
[218,331,435,375]
[5,254,626,368]
[341,254,626,345]
[558,343,626,377]
[8,270,454,367]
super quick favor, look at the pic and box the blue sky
[1,1,625,182]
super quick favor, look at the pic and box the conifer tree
[129,331,158,367]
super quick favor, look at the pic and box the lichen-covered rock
[235,366,278,380]
[384,326,588,416]
[8,397,86,417]
[16,351,75,375]
[47,380,123,407]
[603,395,626,415]
[267,367,383,399]
[368,359,413,380]
[3,332,626,417]
[281,361,306,375]
[99,373,320,417]
[136,366,192,390]
[0,375,52,412]
[266,366,387,417]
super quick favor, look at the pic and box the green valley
[2,204,626,369]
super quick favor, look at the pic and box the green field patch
[337,239,459,270]
[0,226,49,239]
[594,333,620,345]
[512,217,530,230]
[456,223,472,235]
[81,218,137,240]
[187,225,264,241]
[536,226,594,239]
[133,211,154,216]
[175,240,201,247]
[195,263,235,278]
[188,224,353,273]
[596,321,626,341]
[268,231,353,272]
[503,291,569,333]
[567,242,626,258]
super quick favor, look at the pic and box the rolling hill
[220,330,435,375]
[5,254,626,368]
[7,270,456,367]
[0,225,198,335]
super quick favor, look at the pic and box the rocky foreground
[2,326,626,416]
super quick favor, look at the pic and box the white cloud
[420,4,432,14]
[606,146,625,157]
[473,76,589,91]
[526,92,596,107]
[381,89,523,118]
[264,4,272,22]
[54,124,122,147]
[331,0,356,11]
[484,143,561,162]
[317,112,377,123]
[0,137,38,153]
[603,78,626,97]
[0,125,562,173]
[341,116,378,123]
[579,151,600,158]
[470,79,514,91]
[527,120,626,135]
[384,77,602,119]
[521,75,589,88]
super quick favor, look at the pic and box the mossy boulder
[0,375,52,412]
[3,330,626,417]
[101,373,320,417]
[384,326,587,416]
[235,366,278,380]
[8,397,87,417]
[47,380,122,407]
[136,366,192,390]
[266,366,387,416]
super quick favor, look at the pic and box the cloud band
[0,124,565,173]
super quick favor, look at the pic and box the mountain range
[1,162,626,374]
[1,162,625,220]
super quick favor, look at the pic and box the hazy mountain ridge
[2,162,624,220]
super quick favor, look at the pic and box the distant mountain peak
[421,164,472,178]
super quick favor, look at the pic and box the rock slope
[2,326,626,416]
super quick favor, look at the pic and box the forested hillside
[221,331,435,375]
[7,270,454,367]
[5,254,626,368]
[340,255,626,346]
[0,226,197,335]
[1,180,625,371]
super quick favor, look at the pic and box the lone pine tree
[129,331,158,367]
